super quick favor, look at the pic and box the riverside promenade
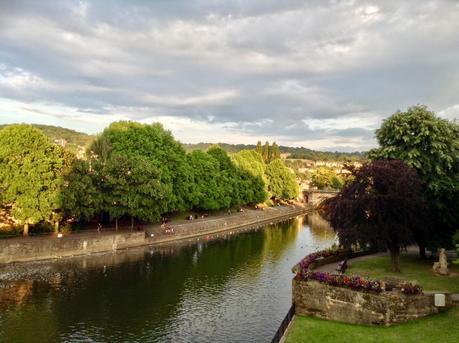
[0,205,306,264]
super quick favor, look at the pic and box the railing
[271,304,295,343]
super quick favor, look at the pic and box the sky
[0,0,458,152]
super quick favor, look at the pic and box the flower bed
[295,248,423,295]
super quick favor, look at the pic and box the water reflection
[0,214,335,343]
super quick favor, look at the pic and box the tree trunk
[115,218,118,231]
[390,248,401,272]
[54,221,59,234]
[419,244,426,259]
[131,217,134,231]
[23,222,29,236]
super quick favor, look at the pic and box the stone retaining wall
[0,231,145,264]
[293,277,453,326]
[0,206,305,264]
[147,206,304,244]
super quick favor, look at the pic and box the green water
[0,214,335,342]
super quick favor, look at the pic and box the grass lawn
[346,253,459,293]
[285,307,459,343]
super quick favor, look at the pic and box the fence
[271,304,295,343]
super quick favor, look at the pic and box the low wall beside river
[0,205,305,264]
[293,278,453,326]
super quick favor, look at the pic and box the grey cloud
[0,0,458,151]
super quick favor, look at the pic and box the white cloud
[0,0,458,151]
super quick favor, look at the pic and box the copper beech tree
[326,160,425,272]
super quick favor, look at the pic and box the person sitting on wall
[336,258,348,274]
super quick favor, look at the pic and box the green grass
[346,254,459,293]
[285,307,459,343]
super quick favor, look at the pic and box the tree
[61,158,102,222]
[265,159,299,199]
[97,153,169,229]
[271,142,281,160]
[187,150,227,210]
[89,121,191,218]
[0,124,66,235]
[262,141,270,163]
[256,141,263,156]
[326,160,425,272]
[368,105,459,256]
[311,167,344,190]
[231,150,266,182]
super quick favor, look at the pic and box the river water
[0,214,335,343]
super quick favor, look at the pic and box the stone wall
[0,231,145,264]
[293,278,453,326]
[147,206,305,244]
[0,206,305,264]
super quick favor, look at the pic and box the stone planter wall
[293,278,453,326]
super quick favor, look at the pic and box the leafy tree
[271,142,281,160]
[368,105,459,256]
[207,145,243,207]
[61,158,102,222]
[327,160,425,272]
[311,167,344,190]
[0,125,65,235]
[97,153,168,229]
[89,121,191,217]
[256,141,263,155]
[207,146,267,207]
[262,141,270,163]
[187,150,228,210]
[265,159,299,199]
[231,150,266,181]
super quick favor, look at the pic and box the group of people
[186,213,209,220]
[160,222,174,234]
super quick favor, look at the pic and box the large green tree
[61,158,102,222]
[96,153,168,229]
[265,159,299,199]
[368,105,459,255]
[0,124,66,235]
[89,121,191,218]
[187,150,227,210]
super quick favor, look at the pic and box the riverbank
[0,205,306,264]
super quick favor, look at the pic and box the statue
[433,248,449,275]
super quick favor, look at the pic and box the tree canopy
[368,105,459,252]
[327,160,425,272]
[265,159,299,199]
[310,167,344,190]
[0,124,66,235]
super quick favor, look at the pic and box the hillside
[0,123,95,147]
[184,142,366,161]
[0,124,366,161]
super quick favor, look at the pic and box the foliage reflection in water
[0,214,336,343]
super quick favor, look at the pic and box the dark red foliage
[327,160,425,255]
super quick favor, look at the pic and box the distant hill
[184,142,366,161]
[0,124,366,161]
[0,123,95,147]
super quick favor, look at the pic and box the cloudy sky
[0,0,458,151]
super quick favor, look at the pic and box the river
[0,214,335,343]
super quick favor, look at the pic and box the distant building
[54,138,67,147]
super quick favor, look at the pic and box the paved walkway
[315,246,422,273]
[314,247,459,304]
